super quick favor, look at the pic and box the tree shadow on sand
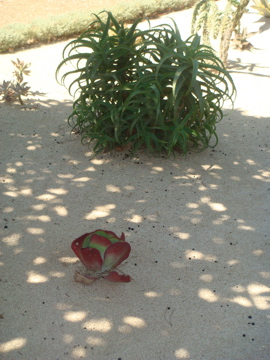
[1,99,269,359]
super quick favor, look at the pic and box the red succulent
[71,229,131,284]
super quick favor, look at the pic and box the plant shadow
[255,15,270,33]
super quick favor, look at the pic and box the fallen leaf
[74,270,97,285]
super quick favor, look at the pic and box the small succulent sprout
[12,58,31,83]
[0,58,31,105]
[71,229,131,284]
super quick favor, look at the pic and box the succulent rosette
[71,229,131,284]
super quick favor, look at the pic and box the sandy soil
[0,5,270,360]
[0,0,132,28]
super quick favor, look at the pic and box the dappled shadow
[1,99,269,359]
[227,58,270,77]
[255,16,270,33]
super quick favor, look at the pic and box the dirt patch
[0,0,131,28]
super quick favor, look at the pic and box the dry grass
[0,0,197,53]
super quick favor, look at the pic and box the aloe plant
[71,229,131,284]
[57,11,235,156]
[251,0,270,17]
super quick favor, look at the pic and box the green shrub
[56,11,236,156]
[0,24,30,52]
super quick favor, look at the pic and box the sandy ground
[0,0,135,28]
[0,6,270,360]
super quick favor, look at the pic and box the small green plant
[192,0,250,65]
[251,0,270,17]
[56,11,235,156]
[0,58,31,105]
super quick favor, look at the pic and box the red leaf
[89,234,111,257]
[71,233,91,260]
[120,232,125,241]
[104,271,131,282]
[102,242,131,272]
[74,271,98,285]
[94,229,125,243]
[71,235,102,271]
[80,247,103,271]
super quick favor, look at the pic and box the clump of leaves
[231,27,254,50]
[56,11,235,156]
[0,58,31,105]
[251,0,270,17]
[71,229,131,284]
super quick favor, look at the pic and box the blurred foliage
[251,0,270,17]
[191,0,250,65]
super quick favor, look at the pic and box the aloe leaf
[100,12,111,42]
[193,81,204,115]
[108,11,121,32]
[251,6,270,16]
[190,34,201,50]
[172,65,190,97]
[102,242,131,272]
[126,17,144,41]
[185,58,199,96]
